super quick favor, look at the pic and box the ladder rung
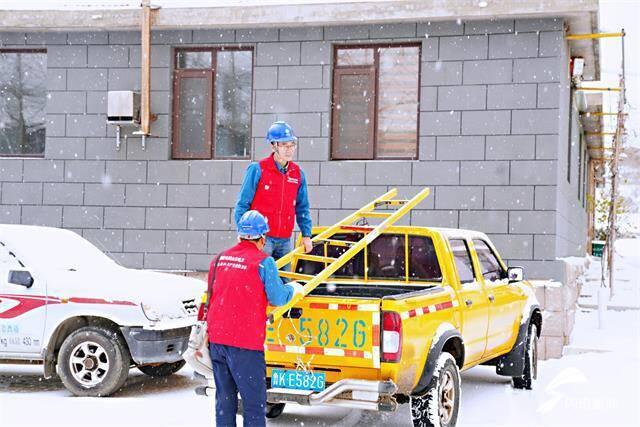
[278,271,314,281]
[375,199,408,207]
[316,239,355,248]
[295,254,337,263]
[359,211,393,218]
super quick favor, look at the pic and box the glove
[287,281,305,297]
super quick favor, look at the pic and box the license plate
[271,369,326,391]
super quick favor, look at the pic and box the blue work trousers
[209,343,267,427]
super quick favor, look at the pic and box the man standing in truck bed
[235,121,313,260]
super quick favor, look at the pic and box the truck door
[0,244,47,355]
[471,239,523,357]
[448,238,489,363]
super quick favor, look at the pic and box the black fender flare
[412,328,465,396]
[494,304,542,377]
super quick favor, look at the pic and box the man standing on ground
[207,210,304,426]
[235,121,313,261]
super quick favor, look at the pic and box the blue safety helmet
[266,121,297,144]
[237,210,270,240]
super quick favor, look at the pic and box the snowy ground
[1,241,639,427]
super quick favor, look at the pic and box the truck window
[408,236,442,281]
[295,233,442,282]
[368,234,405,279]
[472,239,506,281]
[449,239,475,284]
[295,233,365,279]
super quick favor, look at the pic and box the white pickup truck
[0,225,205,397]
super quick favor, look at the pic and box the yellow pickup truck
[265,225,542,427]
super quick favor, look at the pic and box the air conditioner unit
[107,91,141,125]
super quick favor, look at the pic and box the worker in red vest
[207,210,303,426]
[235,121,313,262]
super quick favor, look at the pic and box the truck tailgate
[265,296,381,370]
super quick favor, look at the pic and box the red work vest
[250,155,301,239]
[206,240,269,351]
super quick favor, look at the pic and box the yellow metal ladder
[267,187,430,324]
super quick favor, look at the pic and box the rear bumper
[267,379,398,411]
[194,378,398,411]
[121,326,191,365]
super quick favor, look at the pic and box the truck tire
[57,326,130,397]
[410,352,460,427]
[266,402,286,419]
[137,360,186,377]
[512,324,538,390]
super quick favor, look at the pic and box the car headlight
[141,302,162,322]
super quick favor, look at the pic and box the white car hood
[46,266,206,325]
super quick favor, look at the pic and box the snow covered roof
[0,0,598,31]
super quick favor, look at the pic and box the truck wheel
[410,352,460,427]
[266,402,286,419]
[512,324,538,390]
[137,360,186,377]
[57,326,130,397]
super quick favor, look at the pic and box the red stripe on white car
[0,294,136,319]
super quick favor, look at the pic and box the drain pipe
[135,0,156,150]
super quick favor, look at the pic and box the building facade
[0,16,591,280]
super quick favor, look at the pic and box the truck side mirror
[8,270,34,288]
[507,266,524,283]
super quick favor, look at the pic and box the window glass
[367,234,406,279]
[0,51,46,156]
[333,72,374,159]
[376,46,419,158]
[336,48,374,66]
[408,236,442,281]
[177,75,209,157]
[177,51,212,69]
[472,239,505,281]
[215,50,252,158]
[449,239,475,284]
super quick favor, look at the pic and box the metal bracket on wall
[132,130,153,151]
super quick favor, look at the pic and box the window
[0,49,46,157]
[368,234,406,279]
[472,239,506,282]
[449,239,475,284]
[408,236,442,281]
[295,233,441,282]
[172,48,253,159]
[331,44,420,160]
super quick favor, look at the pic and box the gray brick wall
[0,17,582,279]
